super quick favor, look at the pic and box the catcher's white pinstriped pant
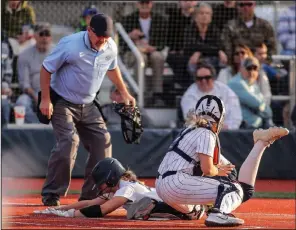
[155,172,243,214]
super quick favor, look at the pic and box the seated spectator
[15,23,54,123]
[222,0,276,59]
[254,42,288,82]
[1,30,14,125]
[228,57,273,129]
[17,24,36,54]
[184,3,228,76]
[120,0,167,104]
[181,62,242,130]
[218,43,272,105]
[277,4,296,55]
[165,1,197,89]
[76,5,98,32]
[101,85,155,128]
[2,0,36,38]
[217,43,253,83]
[212,1,238,33]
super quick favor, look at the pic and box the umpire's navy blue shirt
[43,31,118,104]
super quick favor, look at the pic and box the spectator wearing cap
[228,57,273,129]
[15,23,54,123]
[218,43,272,106]
[181,62,242,130]
[222,0,277,60]
[39,14,135,206]
[2,0,36,38]
[120,0,168,104]
[101,85,155,128]
[76,5,98,32]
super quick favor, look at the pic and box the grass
[3,190,296,199]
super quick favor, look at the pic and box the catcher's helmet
[195,95,225,133]
[91,158,126,193]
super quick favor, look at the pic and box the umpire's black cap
[90,13,113,37]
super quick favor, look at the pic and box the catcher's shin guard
[113,102,143,144]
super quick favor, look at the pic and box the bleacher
[2,1,295,128]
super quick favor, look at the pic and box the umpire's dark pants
[41,99,111,200]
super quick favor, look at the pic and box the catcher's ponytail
[185,109,209,128]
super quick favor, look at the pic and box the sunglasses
[39,30,51,37]
[196,75,212,81]
[238,2,254,7]
[246,65,258,71]
[234,51,246,56]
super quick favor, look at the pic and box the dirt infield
[2,178,296,229]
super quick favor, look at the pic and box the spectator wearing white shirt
[181,62,242,130]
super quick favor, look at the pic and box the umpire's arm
[107,66,136,107]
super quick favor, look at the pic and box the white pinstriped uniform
[155,126,243,214]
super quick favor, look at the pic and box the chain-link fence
[1,1,295,128]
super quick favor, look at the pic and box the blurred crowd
[1,0,296,129]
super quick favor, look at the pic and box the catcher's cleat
[253,126,289,145]
[185,205,206,220]
[205,212,244,227]
[127,197,156,220]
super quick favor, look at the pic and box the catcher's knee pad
[212,182,243,214]
[239,182,254,203]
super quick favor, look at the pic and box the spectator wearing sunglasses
[181,62,242,130]
[15,23,53,123]
[221,0,276,60]
[228,57,273,129]
[76,5,98,32]
[218,43,272,106]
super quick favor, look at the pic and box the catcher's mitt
[113,102,144,144]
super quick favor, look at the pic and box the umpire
[39,13,135,206]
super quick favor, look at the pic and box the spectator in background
[76,5,98,32]
[218,43,272,106]
[217,43,253,83]
[101,85,155,128]
[17,24,36,54]
[15,23,53,123]
[184,3,228,77]
[222,0,277,59]
[277,4,296,55]
[165,1,197,88]
[1,31,14,125]
[1,0,36,38]
[228,57,273,129]
[212,1,238,33]
[120,0,167,104]
[181,62,242,130]
[254,42,287,83]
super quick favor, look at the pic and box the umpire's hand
[40,99,54,119]
[121,91,136,107]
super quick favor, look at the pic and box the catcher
[34,157,205,220]
[127,95,289,226]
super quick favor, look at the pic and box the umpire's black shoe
[42,195,60,206]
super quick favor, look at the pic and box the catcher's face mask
[113,102,144,144]
[195,95,225,133]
